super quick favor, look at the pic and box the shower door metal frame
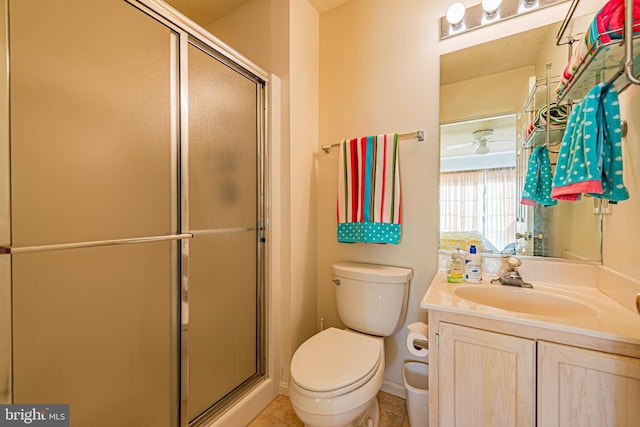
[0,1,185,422]
[0,0,10,406]
[1,2,186,422]
[126,1,269,426]
[181,38,267,427]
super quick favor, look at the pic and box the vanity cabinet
[431,319,640,427]
[538,341,640,427]
[438,323,535,427]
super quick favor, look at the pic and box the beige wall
[604,85,640,279]
[204,0,272,71]
[318,0,440,388]
[289,0,319,359]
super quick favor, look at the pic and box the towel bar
[322,130,424,154]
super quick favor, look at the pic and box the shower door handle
[0,233,194,254]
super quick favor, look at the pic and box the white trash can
[402,361,429,427]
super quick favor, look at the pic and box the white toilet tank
[333,262,413,336]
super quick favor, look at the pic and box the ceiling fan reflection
[447,129,497,155]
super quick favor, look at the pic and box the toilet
[289,262,413,427]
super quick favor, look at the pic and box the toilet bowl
[289,262,413,427]
[289,328,384,427]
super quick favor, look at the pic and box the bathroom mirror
[439,18,602,262]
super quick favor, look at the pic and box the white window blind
[440,167,516,251]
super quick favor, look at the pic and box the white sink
[454,285,598,318]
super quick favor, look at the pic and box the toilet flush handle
[332,279,341,286]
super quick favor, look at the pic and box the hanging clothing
[521,146,557,207]
[551,82,629,203]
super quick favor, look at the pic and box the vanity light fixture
[441,0,568,39]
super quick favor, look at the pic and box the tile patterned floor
[247,391,410,426]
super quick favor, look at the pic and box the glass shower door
[185,41,264,423]
[4,1,267,425]
[8,0,180,425]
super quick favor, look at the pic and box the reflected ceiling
[440,24,556,86]
[441,114,516,158]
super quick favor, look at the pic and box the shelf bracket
[625,0,640,85]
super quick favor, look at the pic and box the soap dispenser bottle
[446,252,464,283]
[464,245,483,283]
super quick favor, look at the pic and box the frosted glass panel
[188,232,257,421]
[188,44,258,230]
[12,242,175,427]
[9,0,175,246]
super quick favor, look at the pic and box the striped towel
[337,134,402,244]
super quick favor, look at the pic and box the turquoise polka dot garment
[591,83,629,203]
[521,145,557,207]
[551,82,629,203]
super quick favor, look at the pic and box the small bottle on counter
[446,252,464,283]
[464,245,483,283]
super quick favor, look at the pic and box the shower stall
[0,0,268,426]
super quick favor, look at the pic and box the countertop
[422,272,640,347]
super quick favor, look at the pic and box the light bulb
[446,2,466,26]
[519,0,539,12]
[475,142,490,155]
[482,0,502,15]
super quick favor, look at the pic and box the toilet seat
[290,327,382,398]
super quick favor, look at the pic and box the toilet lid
[290,327,382,394]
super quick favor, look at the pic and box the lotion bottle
[464,244,483,283]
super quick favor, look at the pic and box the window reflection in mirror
[440,115,517,255]
[439,19,602,262]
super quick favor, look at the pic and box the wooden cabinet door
[439,323,535,427]
[538,341,640,427]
